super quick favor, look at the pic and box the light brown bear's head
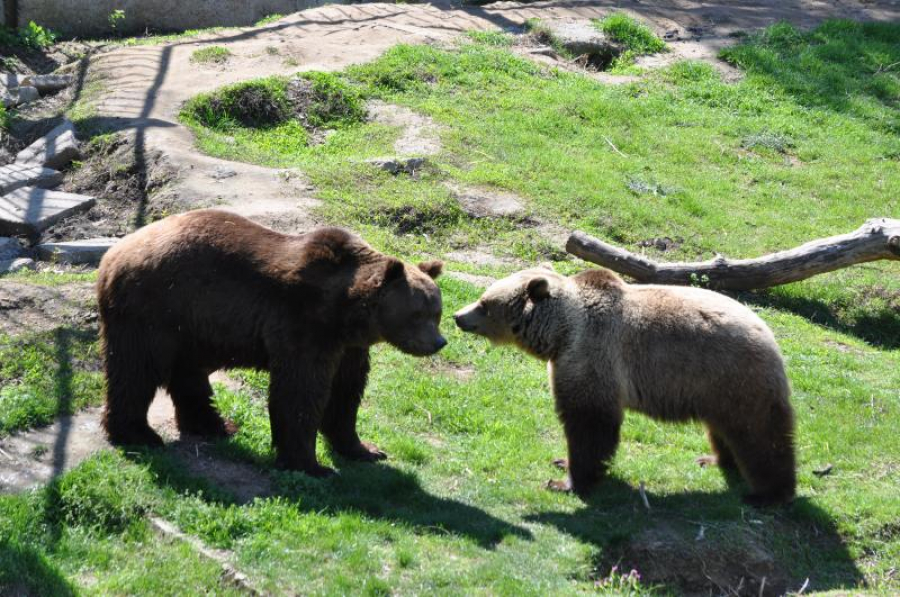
[376,259,447,356]
[453,267,571,360]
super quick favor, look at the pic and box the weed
[0,21,57,49]
[595,13,666,54]
[190,45,232,65]
[108,9,126,33]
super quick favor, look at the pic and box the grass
[1,19,899,595]
[0,21,57,49]
[189,45,231,65]
[593,12,667,73]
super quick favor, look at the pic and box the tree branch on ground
[565,218,900,290]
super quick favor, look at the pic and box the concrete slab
[0,258,36,274]
[0,164,63,195]
[15,120,82,170]
[36,237,118,265]
[0,187,96,236]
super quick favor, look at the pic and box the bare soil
[0,281,96,336]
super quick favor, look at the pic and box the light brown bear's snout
[454,303,484,334]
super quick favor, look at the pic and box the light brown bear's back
[610,284,788,422]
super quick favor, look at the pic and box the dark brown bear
[97,209,445,477]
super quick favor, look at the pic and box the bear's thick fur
[97,209,445,477]
[454,267,795,506]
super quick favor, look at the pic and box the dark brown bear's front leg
[268,350,339,477]
[321,348,386,462]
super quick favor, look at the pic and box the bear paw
[696,455,719,468]
[552,458,569,471]
[545,478,573,493]
[338,441,388,462]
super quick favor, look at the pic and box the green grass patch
[595,12,666,54]
[189,45,231,64]
[0,328,102,436]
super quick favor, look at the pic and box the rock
[36,237,118,265]
[446,183,525,219]
[0,92,15,108]
[0,187,96,236]
[542,20,622,58]
[209,165,237,180]
[21,74,73,94]
[0,164,64,195]
[365,157,427,175]
[0,258,36,273]
[0,237,21,260]
[15,120,82,170]
[13,85,40,106]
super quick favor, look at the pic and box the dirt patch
[426,359,476,381]
[444,270,496,288]
[378,204,456,235]
[445,182,525,219]
[601,524,792,597]
[444,249,521,268]
[368,100,443,157]
[0,281,96,336]
[36,133,175,243]
[637,236,683,252]
[0,387,272,503]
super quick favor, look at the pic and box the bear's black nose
[435,336,448,351]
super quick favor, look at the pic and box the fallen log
[565,218,900,291]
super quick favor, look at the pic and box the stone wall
[4,0,344,38]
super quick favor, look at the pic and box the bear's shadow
[129,445,532,549]
[526,477,865,596]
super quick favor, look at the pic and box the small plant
[596,13,666,54]
[108,9,126,32]
[190,45,232,65]
[255,14,284,27]
[742,131,795,154]
[0,103,9,132]
[689,272,711,287]
[595,567,648,596]
[0,21,57,49]
[466,30,515,47]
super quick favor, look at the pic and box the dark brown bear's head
[376,259,447,356]
[453,267,567,360]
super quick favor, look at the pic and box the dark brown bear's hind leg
[167,365,232,438]
[101,326,164,447]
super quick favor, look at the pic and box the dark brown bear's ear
[527,277,550,301]
[383,259,406,284]
[418,260,443,279]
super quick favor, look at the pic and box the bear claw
[552,458,569,471]
[545,478,573,493]
[339,441,388,462]
[696,455,718,468]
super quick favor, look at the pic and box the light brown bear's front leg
[548,367,623,497]
[268,348,339,477]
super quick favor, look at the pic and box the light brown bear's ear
[418,260,443,279]
[527,277,550,301]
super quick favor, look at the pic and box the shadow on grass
[0,538,75,596]
[129,447,532,549]
[527,478,864,596]
[739,290,900,350]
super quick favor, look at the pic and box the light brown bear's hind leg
[697,426,738,470]
[718,406,796,507]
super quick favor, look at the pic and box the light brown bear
[97,209,445,478]
[454,267,796,506]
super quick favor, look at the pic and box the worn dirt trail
[3,0,899,496]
